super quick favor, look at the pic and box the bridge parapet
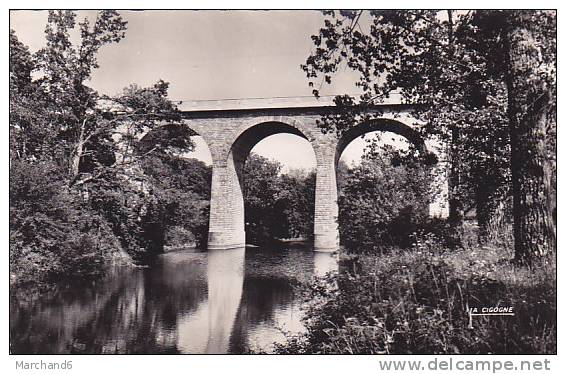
[176,93,406,113]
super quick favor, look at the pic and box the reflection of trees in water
[242,277,296,322]
[10,268,140,354]
[229,247,312,353]
[10,248,319,354]
[229,248,335,353]
[243,247,315,283]
[10,254,208,354]
[230,276,297,353]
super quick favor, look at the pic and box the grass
[273,225,556,354]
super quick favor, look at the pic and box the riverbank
[274,239,556,354]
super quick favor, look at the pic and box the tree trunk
[476,176,508,244]
[446,10,464,227]
[505,11,555,264]
[448,127,464,226]
[70,119,86,179]
[475,177,493,243]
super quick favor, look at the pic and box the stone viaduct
[140,96,449,252]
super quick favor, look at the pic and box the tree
[338,146,431,251]
[243,153,286,244]
[303,10,556,262]
[9,30,52,161]
[9,11,200,282]
[31,11,195,190]
[141,153,212,248]
[75,80,192,187]
[33,10,127,179]
[303,10,481,225]
[502,11,556,262]
[279,170,316,239]
[242,155,317,244]
[9,159,121,284]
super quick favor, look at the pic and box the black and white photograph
[6,4,559,371]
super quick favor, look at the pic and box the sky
[10,10,399,171]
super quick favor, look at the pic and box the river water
[10,246,338,354]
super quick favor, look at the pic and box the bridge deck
[177,93,408,114]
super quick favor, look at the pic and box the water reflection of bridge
[10,248,338,354]
[167,248,338,353]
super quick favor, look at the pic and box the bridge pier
[207,158,246,249]
[314,145,340,252]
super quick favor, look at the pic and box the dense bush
[9,160,122,285]
[243,154,315,245]
[279,170,316,240]
[338,149,432,252]
[165,226,196,248]
[141,153,211,249]
[85,169,196,261]
[9,156,196,285]
[274,241,556,354]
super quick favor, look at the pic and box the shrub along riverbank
[274,226,556,354]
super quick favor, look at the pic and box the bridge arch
[335,118,427,165]
[226,120,312,168]
[208,120,318,249]
[211,115,323,165]
[333,117,448,227]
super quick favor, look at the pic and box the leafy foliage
[141,153,212,249]
[10,160,122,284]
[10,11,202,285]
[302,10,556,261]
[10,30,53,162]
[338,146,432,251]
[243,154,315,245]
[279,170,316,239]
[30,11,127,177]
